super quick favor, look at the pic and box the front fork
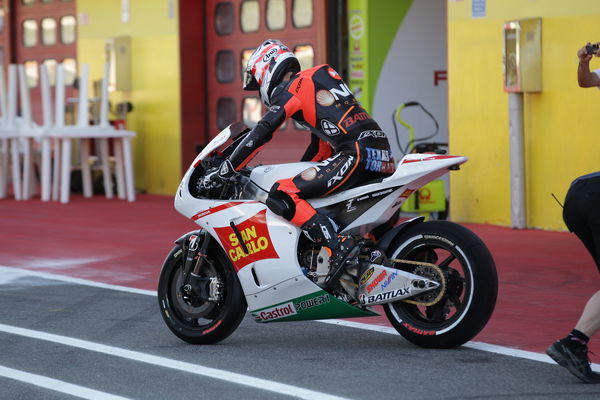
[181,231,223,302]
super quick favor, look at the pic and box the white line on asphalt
[318,318,600,372]
[0,365,132,400]
[3,265,599,372]
[0,323,351,400]
[0,266,155,296]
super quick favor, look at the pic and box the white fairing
[175,128,467,313]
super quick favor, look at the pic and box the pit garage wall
[371,0,448,163]
[348,0,449,207]
[76,0,181,195]
[449,0,600,230]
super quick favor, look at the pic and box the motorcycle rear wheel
[383,220,497,348]
[158,241,247,344]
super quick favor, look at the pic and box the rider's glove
[201,160,237,189]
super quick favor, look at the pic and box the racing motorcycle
[158,123,498,348]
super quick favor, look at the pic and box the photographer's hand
[577,42,600,88]
[578,43,594,63]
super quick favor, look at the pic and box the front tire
[157,240,247,344]
[383,221,497,348]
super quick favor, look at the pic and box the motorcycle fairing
[190,202,300,285]
[191,126,232,168]
[184,200,379,317]
[315,186,400,232]
[190,201,258,222]
[251,290,378,323]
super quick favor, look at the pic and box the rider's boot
[323,235,360,288]
[301,214,360,288]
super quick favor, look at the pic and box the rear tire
[157,240,247,344]
[383,220,497,348]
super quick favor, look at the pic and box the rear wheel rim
[389,237,473,331]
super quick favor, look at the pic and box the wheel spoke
[439,254,455,268]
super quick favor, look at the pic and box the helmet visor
[243,70,260,91]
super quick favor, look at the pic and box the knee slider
[266,186,296,221]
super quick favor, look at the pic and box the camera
[586,43,599,55]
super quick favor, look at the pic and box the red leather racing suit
[227,64,395,227]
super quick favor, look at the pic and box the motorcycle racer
[204,39,395,288]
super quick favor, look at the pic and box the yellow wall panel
[77,0,181,195]
[448,19,511,225]
[448,1,600,230]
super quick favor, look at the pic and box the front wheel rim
[168,259,226,329]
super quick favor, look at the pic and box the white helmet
[243,39,300,106]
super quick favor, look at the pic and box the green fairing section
[367,0,412,110]
[251,291,379,323]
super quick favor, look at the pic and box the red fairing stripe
[192,201,258,221]
[401,155,463,164]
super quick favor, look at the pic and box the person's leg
[265,152,365,287]
[569,178,600,338]
[546,177,600,383]
[575,290,600,338]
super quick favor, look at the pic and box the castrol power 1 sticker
[253,302,298,322]
[214,209,279,270]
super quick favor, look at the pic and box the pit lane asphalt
[1,270,600,400]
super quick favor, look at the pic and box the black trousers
[563,172,600,271]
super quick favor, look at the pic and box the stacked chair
[0,61,137,203]
[0,65,24,200]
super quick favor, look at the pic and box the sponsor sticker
[329,83,353,100]
[358,130,386,140]
[400,189,416,199]
[370,188,393,198]
[213,210,280,270]
[317,90,335,107]
[262,48,277,62]
[202,320,222,335]
[300,167,317,181]
[369,250,383,263]
[402,323,436,336]
[345,198,357,212]
[423,234,456,247]
[366,270,387,293]
[326,155,354,188]
[294,294,331,311]
[359,287,412,305]
[365,148,395,173]
[342,111,369,129]
[294,78,303,93]
[328,67,342,80]
[379,270,399,292]
[255,302,298,321]
[360,267,374,285]
[320,119,340,136]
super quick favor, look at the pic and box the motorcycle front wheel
[157,239,247,344]
[384,220,497,348]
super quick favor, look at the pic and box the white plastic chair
[17,64,44,200]
[40,62,136,203]
[0,65,23,200]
